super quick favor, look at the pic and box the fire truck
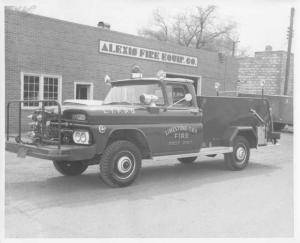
[6,71,280,187]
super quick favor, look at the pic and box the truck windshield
[104,83,164,105]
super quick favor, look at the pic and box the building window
[23,75,40,107]
[74,82,94,100]
[44,77,59,106]
[21,72,62,109]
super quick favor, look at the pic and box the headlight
[80,133,87,143]
[72,113,86,121]
[74,131,81,142]
[73,130,90,144]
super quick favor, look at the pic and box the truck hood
[62,104,144,124]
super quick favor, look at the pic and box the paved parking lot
[5,133,293,237]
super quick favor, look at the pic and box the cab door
[147,82,203,156]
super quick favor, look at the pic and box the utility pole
[232,41,239,57]
[284,7,295,95]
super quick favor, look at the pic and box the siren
[140,93,158,107]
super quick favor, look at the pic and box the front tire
[178,156,197,164]
[99,140,142,187]
[53,161,88,176]
[224,136,250,170]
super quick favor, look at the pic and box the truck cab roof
[111,77,194,84]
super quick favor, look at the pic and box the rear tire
[53,161,88,176]
[224,136,250,170]
[178,156,197,164]
[99,140,142,187]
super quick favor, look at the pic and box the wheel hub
[236,146,246,161]
[117,156,133,173]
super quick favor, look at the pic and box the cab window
[104,82,165,106]
[166,84,192,107]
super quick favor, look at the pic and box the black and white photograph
[1,0,298,240]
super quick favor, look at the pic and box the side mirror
[184,93,192,102]
[168,93,193,108]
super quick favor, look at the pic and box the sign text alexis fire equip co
[99,40,198,67]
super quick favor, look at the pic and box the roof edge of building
[5,7,229,58]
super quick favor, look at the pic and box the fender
[222,126,258,148]
[103,127,153,159]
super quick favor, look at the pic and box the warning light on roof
[131,65,143,79]
[157,70,166,80]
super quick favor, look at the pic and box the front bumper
[5,141,97,161]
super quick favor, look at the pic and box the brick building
[5,8,238,132]
[237,46,294,96]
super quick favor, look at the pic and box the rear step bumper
[5,142,97,161]
[269,131,281,140]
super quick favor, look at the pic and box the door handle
[190,108,200,114]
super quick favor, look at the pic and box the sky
[2,0,298,55]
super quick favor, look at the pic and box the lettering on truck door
[161,83,203,154]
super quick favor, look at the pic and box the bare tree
[172,11,200,47]
[139,6,238,54]
[193,5,218,48]
[138,9,170,41]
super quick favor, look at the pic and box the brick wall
[237,48,294,96]
[5,8,238,132]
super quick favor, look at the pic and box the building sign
[99,40,198,67]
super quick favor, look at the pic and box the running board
[152,146,233,161]
[200,146,233,155]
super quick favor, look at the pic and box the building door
[166,73,202,95]
[74,82,93,99]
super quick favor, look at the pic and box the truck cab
[102,76,203,155]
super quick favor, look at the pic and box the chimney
[265,45,272,51]
[97,21,111,30]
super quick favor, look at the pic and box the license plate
[17,147,28,158]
